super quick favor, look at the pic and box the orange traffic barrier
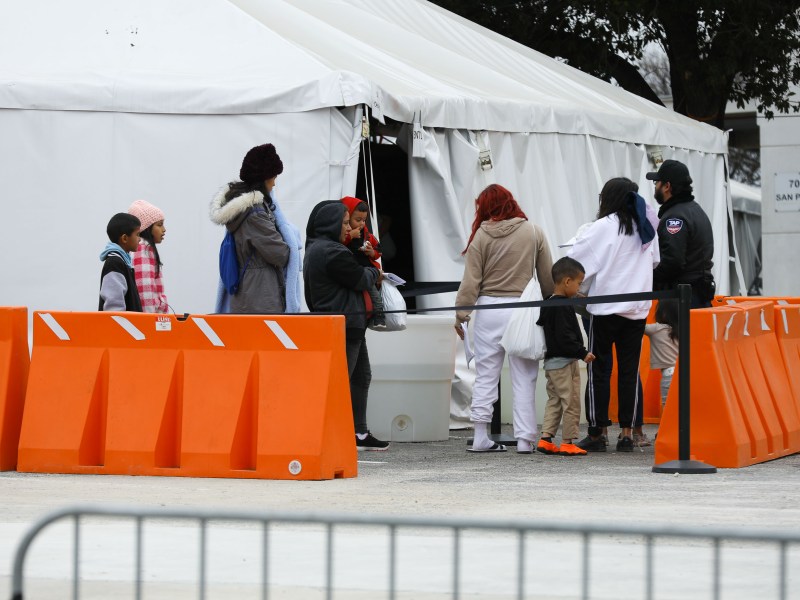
[641,366,663,422]
[712,295,800,307]
[18,312,356,480]
[0,307,29,471]
[774,304,800,419]
[655,301,800,467]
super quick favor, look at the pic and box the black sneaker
[356,432,389,451]
[575,435,607,452]
[616,436,634,452]
[369,315,388,330]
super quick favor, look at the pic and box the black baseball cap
[646,159,691,184]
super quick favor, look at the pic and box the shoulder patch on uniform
[665,218,683,235]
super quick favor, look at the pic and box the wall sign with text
[774,172,800,212]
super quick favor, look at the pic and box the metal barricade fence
[9,505,800,600]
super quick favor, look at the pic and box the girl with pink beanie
[128,199,169,313]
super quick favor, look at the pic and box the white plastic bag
[373,280,407,332]
[499,276,546,360]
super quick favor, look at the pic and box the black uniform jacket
[653,192,714,290]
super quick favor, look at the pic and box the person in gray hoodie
[304,201,389,451]
[210,143,290,314]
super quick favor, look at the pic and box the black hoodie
[303,202,380,336]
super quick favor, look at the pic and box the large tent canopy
[1,0,725,152]
[0,0,734,316]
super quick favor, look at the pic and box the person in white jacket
[567,177,660,452]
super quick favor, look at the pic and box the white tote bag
[372,280,407,332]
[499,276,546,360]
[499,228,547,360]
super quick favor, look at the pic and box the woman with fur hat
[128,199,169,314]
[210,143,299,314]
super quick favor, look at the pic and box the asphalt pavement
[2,423,799,598]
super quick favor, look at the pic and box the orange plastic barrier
[18,312,356,480]
[655,301,800,467]
[0,307,29,471]
[774,305,800,419]
[712,296,800,307]
[641,366,663,422]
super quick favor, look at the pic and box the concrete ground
[2,424,800,598]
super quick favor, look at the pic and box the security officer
[646,159,715,308]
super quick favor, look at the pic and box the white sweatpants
[470,296,539,442]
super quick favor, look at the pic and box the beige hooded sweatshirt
[455,217,554,324]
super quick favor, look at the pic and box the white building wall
[757,111,800,295]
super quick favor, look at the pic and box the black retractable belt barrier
[305,281,716,472]
[399,282,460,298]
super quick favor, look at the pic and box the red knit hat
[128,199,164,231]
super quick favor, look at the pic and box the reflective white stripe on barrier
[39,313,70,341]
[264,320,298,350]
[781,309,789,334]
[760,309,770,331]
[192,318,224,347]
[111,316,145,341]
[724,314,735,341]
[713,313,718,341]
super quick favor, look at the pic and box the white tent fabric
[0,106,363,313]
[2,0,725,152]
[729,181,762,294]
[233,0,726,152]
[0,0,368,115]
[401,130,731,309]
[0,0,732,320]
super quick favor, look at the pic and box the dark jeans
[345,332,371,434]
[581,316,644,429]
[586,314,646,436]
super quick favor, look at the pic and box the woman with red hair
[455,184,554,453]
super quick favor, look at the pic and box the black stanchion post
[490,380,517,446]
[652,284,716,474]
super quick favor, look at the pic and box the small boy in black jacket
[99,213,143,312]
[535,257,595,456]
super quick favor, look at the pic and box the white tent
[0,0,736,318]
[730,181,761,294]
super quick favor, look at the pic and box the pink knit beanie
[128,200,165,232]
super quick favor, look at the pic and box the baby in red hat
[341,196,385,329]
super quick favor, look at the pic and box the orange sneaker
[558,443,587,456]
[536,439,560,455]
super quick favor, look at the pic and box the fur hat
[240,143,284,184]
[128,199,164,232]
